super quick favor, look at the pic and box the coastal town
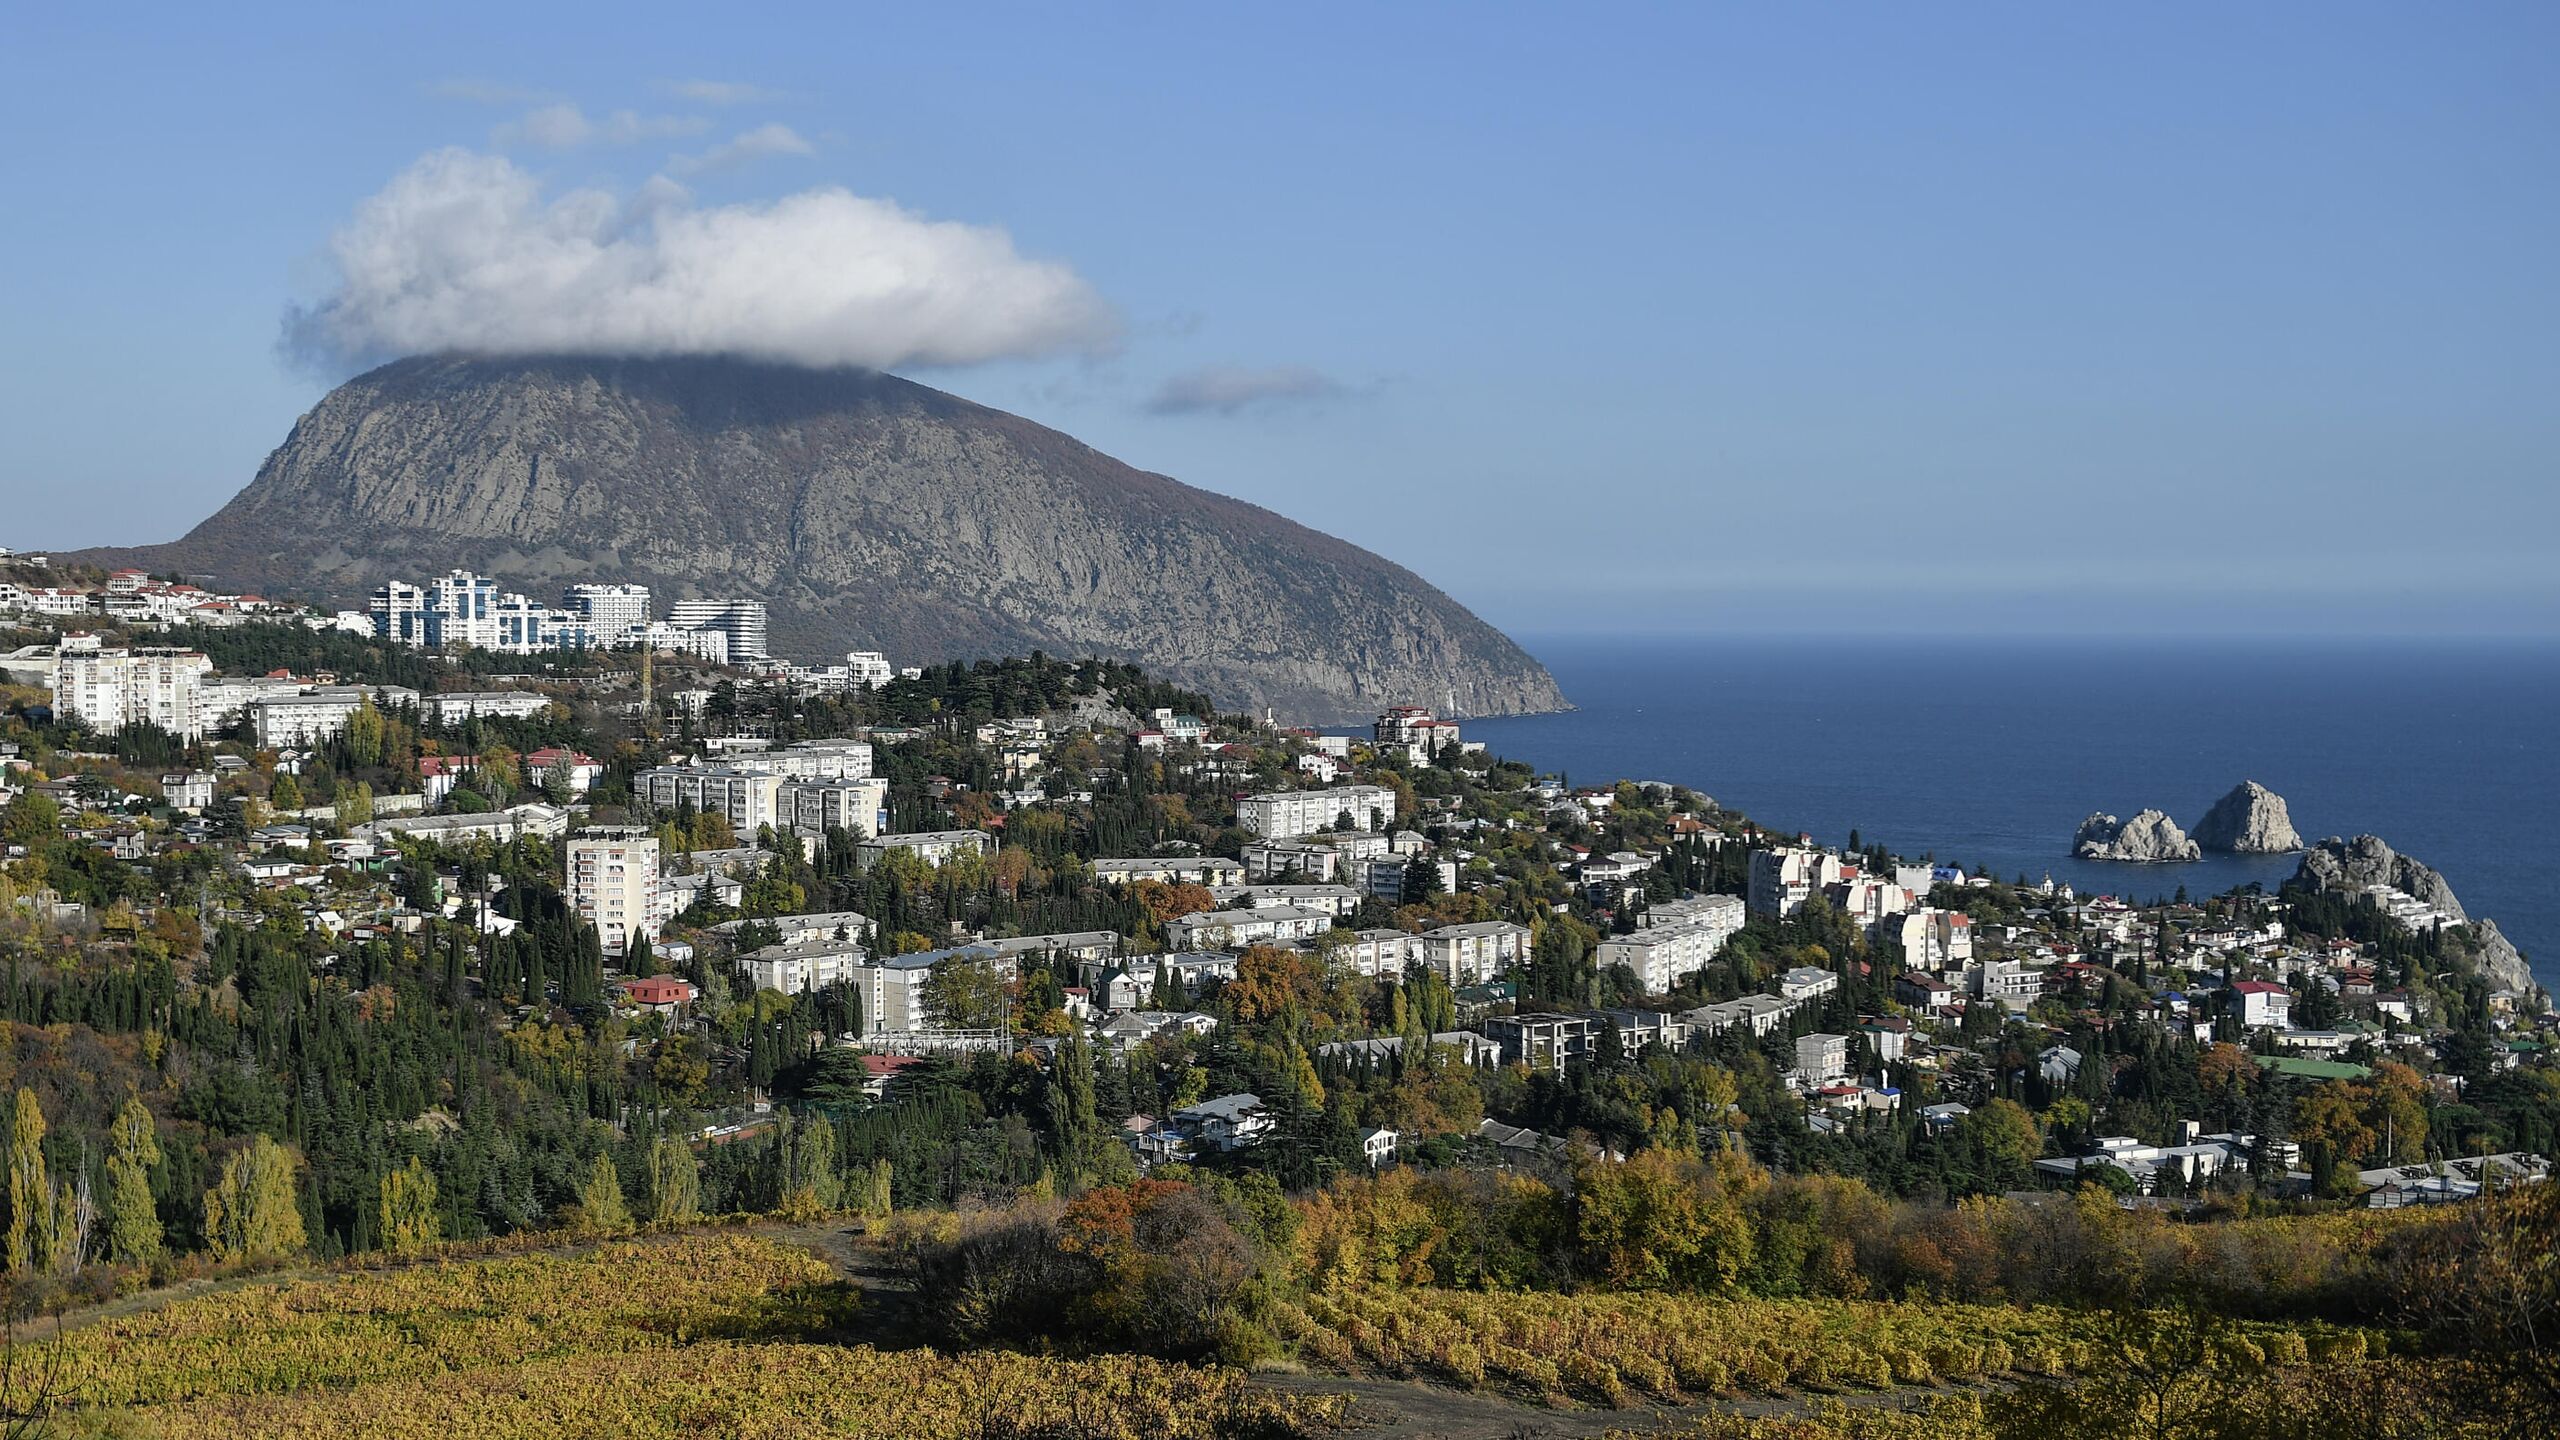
[2,556,2549,1247]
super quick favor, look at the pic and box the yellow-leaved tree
[378,1156,441,1255]
[203,1135,307,1263]
[106,1094,164,1266]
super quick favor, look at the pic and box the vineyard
[1,1234,1349,1439]
[1276,1287,2384,1409]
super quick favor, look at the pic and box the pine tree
[105,1095,163,1267]
[575,1153,630,1232]
[378,1156,441,1255]
[6,1088,47,1273]
[202,1135,307,1263]
[644,1136,701,1223]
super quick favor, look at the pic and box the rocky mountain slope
[2074,809,2201,863]
[2192,780,2302,853]
[2295,834,2537,997]
[70,355,1565,723]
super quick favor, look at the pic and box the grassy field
[3,1233,1347,1440]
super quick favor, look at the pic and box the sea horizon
[1470,630,2558,992]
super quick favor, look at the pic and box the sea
[1466,635,2560,993]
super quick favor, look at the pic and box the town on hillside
[1,578,2547,1250]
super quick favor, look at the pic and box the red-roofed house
[617,975,698,1015]
[2232,981,2292,1029]
[524,747,604,795]
[859,1053,924,1098]
[419,755,483,807]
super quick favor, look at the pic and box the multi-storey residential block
[1484,1012,1602,1074]
[855,829,992,870]
[1882,907,1974,971]
[635,765,785,834]
[1236,785,1398,839]
[250,684,423,747]
[1416,920,1530,984]
[50,647,212,739]
[561,583,652,639]
[566,828,666,957]
[742,937,870,997]
[1090,856,1247,886]
[667,598,769,660]
[1748,846,1851,918]
[1166,904,1333,950]
[1596,893,1746,993]
[779,776,889,839]
[424,691,549,726]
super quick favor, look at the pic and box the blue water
[1469,636,2559,992]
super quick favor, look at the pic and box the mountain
[71,354,1565,723]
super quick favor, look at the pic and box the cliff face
[2193,781,2303,853]
[2295,834,2538,997]
[2074,809,2201,863]
[75,355,1566,724]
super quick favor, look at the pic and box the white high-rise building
[50,648,212,740]
[667,599,769,661]
[561,583,653,640]
[566,829,667,958]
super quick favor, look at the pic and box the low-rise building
[856,829,992,870]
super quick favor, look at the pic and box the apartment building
[1235,785,1398,839]
[1090,855,1247,887]
[666,598,769,660]
[561,583,652,639]
[856,829,992,870]
[635,765,785,834]
[1416,920,1531,984]
[778,776,889,839]
[50,647,212,739]
[1597,893,1746,992]
[566,829,666,958]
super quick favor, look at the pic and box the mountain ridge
[62,354,1566,723]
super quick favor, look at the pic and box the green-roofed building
[2255,1055,2374,1082]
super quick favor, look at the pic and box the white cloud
[666,79,784,105]
[492,104,708,150]
[1146,365,1347,415]
[671,123,817,175]
[284,149,1119,373]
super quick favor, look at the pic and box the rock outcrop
[2294,834,2539,997]
[2074,809,2201,863]
[62,354,1567,724]
[2191,781,2303,853]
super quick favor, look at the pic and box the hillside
[67,354,1565,722]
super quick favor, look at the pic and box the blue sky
[4,4,2554,637]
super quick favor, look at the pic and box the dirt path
[1254,1372,1977,1439]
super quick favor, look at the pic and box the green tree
[203,1135,308,1263]
[1957,1098,2044,1190]
[270,772,304,811]
[334,780,374,829]
[921,953,1010,1031]
[344,695,386,767]
[378,1156,441,1255]
[6,1088,48,1273]
[855,1157,895,1218]
[105,1095,163,1267]
[574,1153,631,1233]
[779,1113,841,1217]
[644,1136,701,1224]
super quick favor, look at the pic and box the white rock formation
[2074,809,2202,863]
[2192,781,2303,854]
